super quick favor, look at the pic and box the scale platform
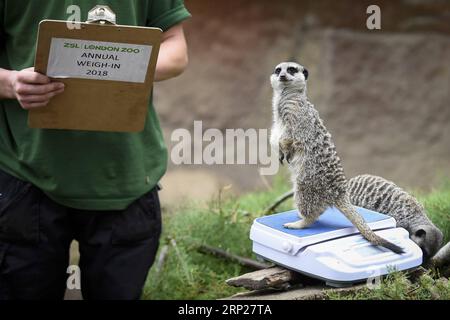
[250,207,423,286]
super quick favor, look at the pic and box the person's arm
[154,23,188,82]
[0,0,64,108]
[0,67,64,109]
[0,68,15,99]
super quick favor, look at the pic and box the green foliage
[418,183,450,243]
[142,177,450,300]
[142,173,293,300]
[326,270,450,300]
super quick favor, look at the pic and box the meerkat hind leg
[283,214,316,229]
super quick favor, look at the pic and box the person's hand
[9,67,65,109]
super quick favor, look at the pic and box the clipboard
[29,7,162,132]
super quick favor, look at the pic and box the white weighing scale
[250,207,423,286]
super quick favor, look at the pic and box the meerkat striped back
[347,174,443,258]
[347,174,417,218]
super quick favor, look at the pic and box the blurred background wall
[154,0,450,204]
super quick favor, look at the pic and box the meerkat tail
[336,202,405,254]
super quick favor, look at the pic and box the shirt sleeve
[147,0,191,31]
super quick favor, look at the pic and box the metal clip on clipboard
[86,5,117,25]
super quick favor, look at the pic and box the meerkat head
[410,224,444,260]
[270,62,309,92]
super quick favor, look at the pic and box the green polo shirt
[0,0,190,210]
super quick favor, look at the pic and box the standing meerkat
[348,174,443,259]
[270,61,404,254]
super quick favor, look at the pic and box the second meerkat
[270,61,404,254]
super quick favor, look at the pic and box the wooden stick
[429,242,450,268]
[263,190,294,215]
[427,242,450,277]
[198,244,272,270]
[224,283,366,300]
[226,265,432,294]
[226,267,301,290]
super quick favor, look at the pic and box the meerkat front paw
[279,139,294,164]
[279,152,285,164]
[285,149,294,164]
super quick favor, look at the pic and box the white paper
[46,38,152,83]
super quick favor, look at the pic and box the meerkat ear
[303,68,309,80]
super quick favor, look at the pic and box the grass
[418,180,450,244]
[142,175,450,300]
[326,270,450,300]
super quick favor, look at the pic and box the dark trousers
[0,169,162,300]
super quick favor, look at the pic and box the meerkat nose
[279,75,288,82]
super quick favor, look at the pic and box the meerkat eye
[287,67,299,75]
[274,67,281,75]
[303,68,309,80]
[415,229,426,239]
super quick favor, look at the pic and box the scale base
[252,227,423,284]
